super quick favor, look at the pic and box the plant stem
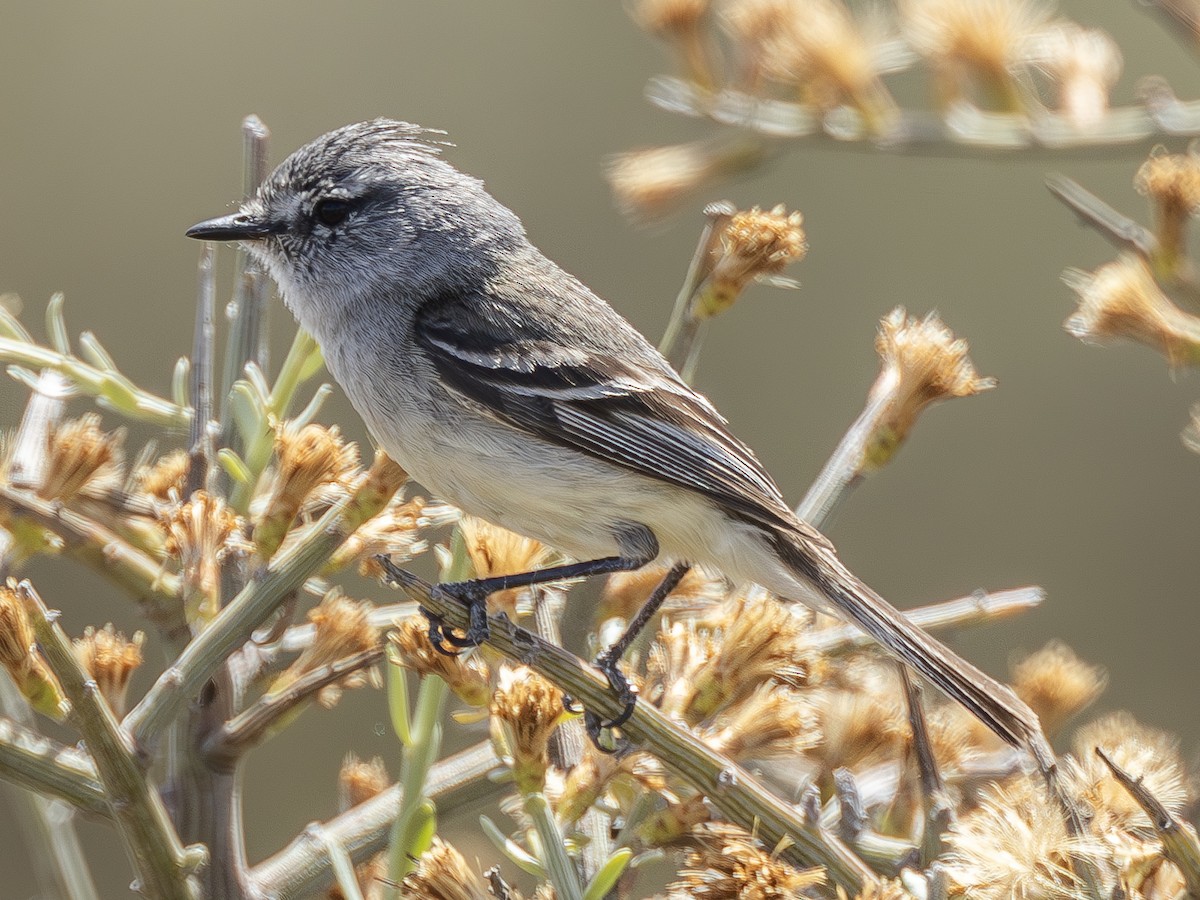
[526,791,583,900]
[21,581,202,899]
[658,202,735,373]
[0,713,110,818]
[124,465,400,749]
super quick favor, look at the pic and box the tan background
[2,1,1198,895]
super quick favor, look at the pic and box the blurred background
[2,1,1198,894]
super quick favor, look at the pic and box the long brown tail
[772,527,1055,772]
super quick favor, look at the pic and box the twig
[7,369,72,492]
[208,646,383,764]
[1045,173,1157,258]
[658,201,736,374]
[123,464,401,749]
[20,581,202,899]
[186,245,216,496]
[806,586,1044,653]
[1096,747,1200,897]
[0,713,109,818]
[899,667,952,864]
[380,563,875,894]
[0,486,185,638]
[247,741,500,899]
[219,114,272,450]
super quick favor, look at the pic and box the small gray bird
[188,119,1050,764]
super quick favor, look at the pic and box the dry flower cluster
[611,0,1200,219]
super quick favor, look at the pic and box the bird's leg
[566,562,690,745]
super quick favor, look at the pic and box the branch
[1045,173,1157,258]
[123,458,404,749]
[20,581,202,899]
[207,646,384,763]
[0,713,110,818]
[247,741,500,899]
[380,563,875,894]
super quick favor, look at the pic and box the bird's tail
[770,526,1055,773]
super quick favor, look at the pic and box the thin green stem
[526,791,583,900]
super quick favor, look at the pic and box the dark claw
[584,711,630,755]
[561,694,584,715]
[418,606,462,657]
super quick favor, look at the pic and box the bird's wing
[414,291,816,540]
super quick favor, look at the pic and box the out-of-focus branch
[247,741,501,899]
[0,713,110,818]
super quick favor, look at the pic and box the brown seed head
[460,516,558,619]
[761,0,893,121]
[39,414,125,503]
[903,0,1051,108]
[1063,256,1200,368]
[703,684,821,761]
[160,491,252,623]
[1068,712,1193,834]
[721,0,796,90]
[868,307,995,471]
[278,591,381,707]
[668,824,825,898]
[389,614,490,708]
[401,838,491,900]
[73,623,144,716]
[600,563,726,622]
[331,495,430,579]
[0,580,66,720]
[490,665,563,793]
[135,450,190,502]
[698,205,806,319]
[1036,23,1121,129]
[836,880,913,900]
[648,595,811,723]
[337,754,389,810]
[944,773,1099,899]
[273,423,360,507]
[635,0,710,36]
[1135,152,1200,215]
[608,141,725,221]
[1011,641,1105,735]
[810,654,907,772]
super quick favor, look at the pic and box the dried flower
[640,794,712,847]
[865,307,996,472]
[667,824,825,898]
[703,683,820,760]
[38,414,125,503]
[256,423,360,558]
[760,0,897,129]
[459,516,558,619]
[903,0,1052,112]
[1135,151,1200,274]
[135,449,190,502]
[389,614,490,708]
[1068,712,1193,835]
[330,495,431,579]
[338,754,389,809]
[721,0,796,92]
[608,139,764,221]
[73,623,144,716]
[273,591,381,707]
[160,491,252,625]
[1063,255,1200,368]
[1035,23,1121,129]
[944,773,1098,899]
[401,838,491,900]
[810,654,907,772]
[1011,641,1105,735]
[694,205,806,320]
[634,0,716,87]
[490,665,563,793]
[648,595,811,723]
[0,580,66,720]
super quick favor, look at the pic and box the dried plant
[0,58,1197,900]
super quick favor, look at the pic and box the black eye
[313,197,351,227]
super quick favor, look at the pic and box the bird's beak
[185,211,279,242]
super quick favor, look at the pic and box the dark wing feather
[415,289,802,536]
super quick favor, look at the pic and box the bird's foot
[563,649,637,754]
[418,582,490,655]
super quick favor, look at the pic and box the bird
[187,119,1051,766]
